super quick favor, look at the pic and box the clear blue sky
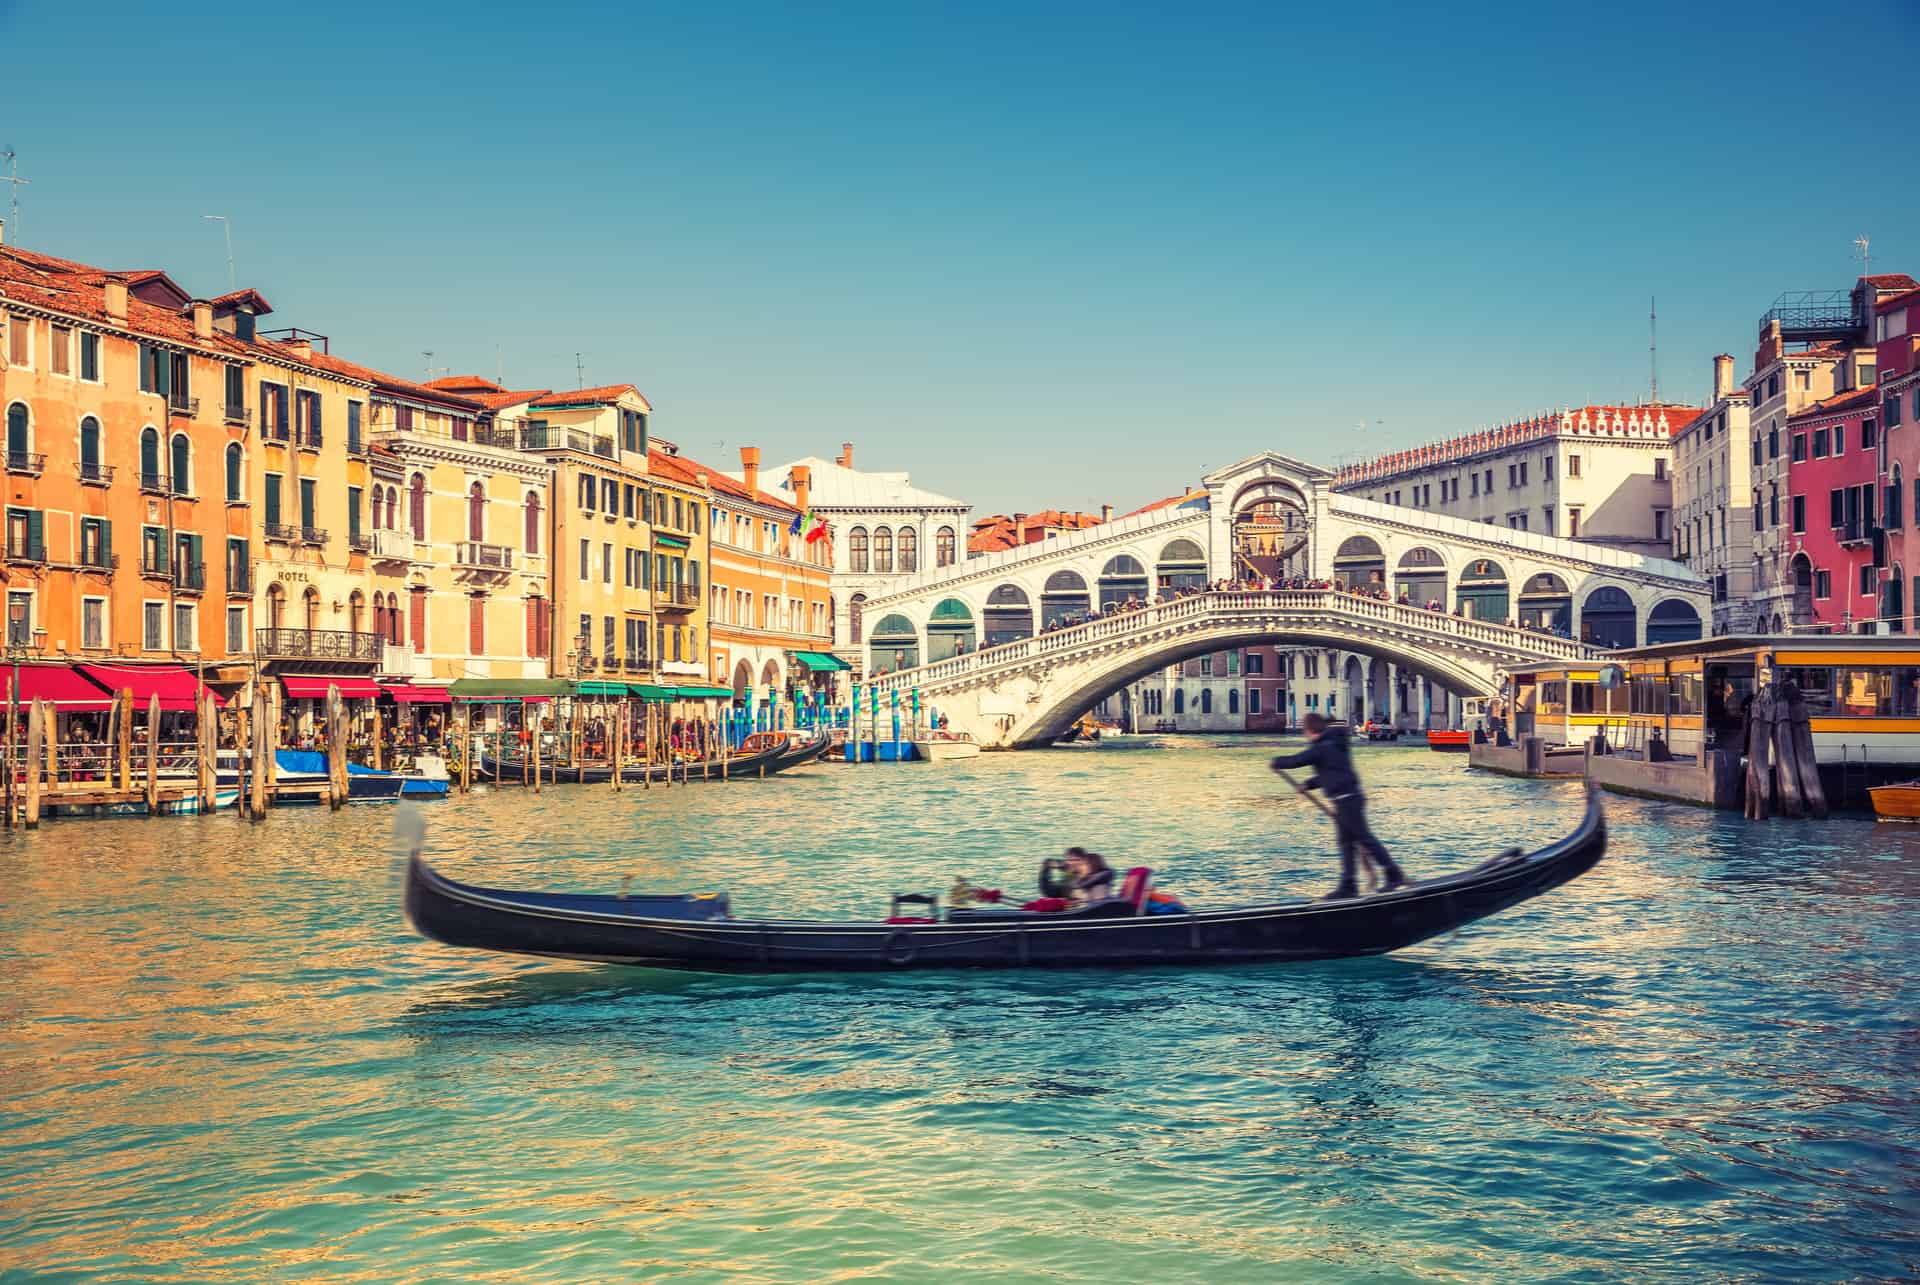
[3,0,1916,514]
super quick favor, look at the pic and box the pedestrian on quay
[1270,712,1408,899]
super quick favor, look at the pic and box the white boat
[913,732,981,761]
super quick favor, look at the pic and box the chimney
[839,442,853,469]
[791,464,812,513]
[104,280,128,322]
[282,338,312,361]
[1101,504,1113,522]
[1712,354,1734,402]
[0,217,6,245]
[190,300,213,340]
[740,445,761,496]
[1755,319,1782,374]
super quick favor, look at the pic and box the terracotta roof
[1120,488,1209,520]
[425,375,504,392]
[1332,403,1703,487]
[1862,274,1920,291]
[666,449,799,514]
[966,509,1106,554]
[294,348,483,409]
[529,383,646,408]
[210,288,272,314]
[1788,384,1879,421]
[470,388,549,412]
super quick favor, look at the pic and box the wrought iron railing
[77,461,112,486]
[264,522,299,542]
[168,391,199,417]
[173,561,206,591]
[224,401,250,425]
[5,452,45,476]
[229,564,252,595]
[300,526,328,545]
[6,540,47,564]
[78,550,117,572]
[254,627,383,661]
[654,583,699,608]
[348,532,372,553]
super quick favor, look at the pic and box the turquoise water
[1,740,1915,1282]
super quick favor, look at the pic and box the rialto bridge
[850,452,1709,748]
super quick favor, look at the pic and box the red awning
[73,663,225,712]
[383,684,451,705]
[8,665,114,710]
[280,675,383,700]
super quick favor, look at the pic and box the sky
[2,0,1917,515]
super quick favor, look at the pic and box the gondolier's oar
[1273,767,1382,892]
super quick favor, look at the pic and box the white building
[1671,355,1756,634]
[1093,649,1247,731]
[740,443,971,664]
[1332,403,1700,561]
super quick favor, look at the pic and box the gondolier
[1271,712,1408,899]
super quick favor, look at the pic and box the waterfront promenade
[1,741,1913,1281]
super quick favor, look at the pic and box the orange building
[0,238,291,672]
[698,446,836,706]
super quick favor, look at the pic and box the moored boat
[1427,729,1470,752]
[1870,782,1920,821]
[477,732,823,784]
[913,732,981,761]
[404,787,1608,973]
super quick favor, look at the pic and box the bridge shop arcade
[1490,635,1920,810]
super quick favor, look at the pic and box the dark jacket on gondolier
[1272,724,1406,897]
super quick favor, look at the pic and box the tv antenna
[575,352,585,388]
[1854,234,1872,276]
[1648,296,1658,404]
[203,215,235,291]
[0,147,29,243]
[422,351,435,381]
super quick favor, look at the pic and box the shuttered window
[409,589,426,648]
[468,594,485,655]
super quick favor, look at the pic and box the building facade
[701,447,835,702]
[743,443,971,664]
[1333,404,1700,557]
[1783,386,1880,632]
[1875,285,1920,633]
[1670,354,1755,634]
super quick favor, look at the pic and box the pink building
[1874,285,1920,632]
[1784,385,1881,631]
[1243,644,1287,731]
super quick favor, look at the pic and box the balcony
[299,526,328,546]
[224,401,249,426]
[471,423,520,450]
[255,627,383,662]
[77,461,113,487]
[297,428,323,452]
[229,563,252,595]
[264,522,299,543]
[623,654,651,674]
[348,531,372,553]
[347,428,367,457]
[1838,519,1877,547]
[517,425,615,458]
[261,419,291,445]
[370,528,413,561]
[138,471,182,496]
[5,452,45,477]
[455,541,514,572]
[6,540,47,565]
[77,550,117,574]
[173,561,206,593]
[167,391,199,418]
[654,583,699,610]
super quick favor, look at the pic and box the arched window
[349,590,365,636]
[849,592,867,643]
[409,474,427,540]
[848,526,869,573]
[385,486,399,531]
[170,433,191,495]
[225,443,244,502]
[898,527,917,573]
[1228,689,1240,715]
[1200,689,1213,714]
[140,427,161,486]
[266,582,286,631]
[79,416,101,480]
[1581,586,1638,649]
[524,490,541,553]
[1174,688,1185,714]
[873,527,893,573]
[467,482,486,542]
[302,586,320,634]
[935,526,956,567]
[4,402,26,466]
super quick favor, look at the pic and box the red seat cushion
[1020,897,1070,912]
[884,916,934,924]
[1118,867,1153,911]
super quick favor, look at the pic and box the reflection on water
[1,740,1915,1282]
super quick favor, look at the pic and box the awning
[653,533,690,550]
[74,663,225,712]
[790,650,850,673]
[382,683,451,705]
[8,665,114,711]
[575,681,632,699]
[632,684,678,702]
[674,684,738,700]
[448,678,574,701]
[280,675,383,700]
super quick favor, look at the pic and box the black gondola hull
[405,790,1607,973]
[476,734,823,785]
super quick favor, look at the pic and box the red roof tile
[529,383,645,408]
[1119,488,1208,520]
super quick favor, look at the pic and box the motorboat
[1870,782,1920,821]
[1427,730,1471,752]
[404,787,1608,973]
[913,731,981,762]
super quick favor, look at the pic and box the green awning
[632,684,679,702]
[574,680,632,698]
[790,650,850,673]
[674,685,737,700]
[448,678,575,700]
[653,533,690,550]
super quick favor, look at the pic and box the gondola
[476,732,823,785]
[404,786,1608,973]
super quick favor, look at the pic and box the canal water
[1,740,1914,1282]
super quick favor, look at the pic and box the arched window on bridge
[1647,598,1703,644]
[1041,570,1090,628]
[1454,558,1510,622]
[870,612,918,672]
[848,526,869,573]
[1156,539,1207,593]
[926,598,976,661]
[1394,546,1446,607]
[983,584,1033,647]
[1099,555,1148,610]
[1333,535,1385,591]
[1518,572,1572,636]
[1580,586,1637,649]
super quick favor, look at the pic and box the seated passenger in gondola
[1066,847,1115,906]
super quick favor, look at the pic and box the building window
[936,526,956,567]
[468,482,486,542]
[1812,428,1829,458]
[1568,508,1582,539]
[409,474,427,538]
[848,526,869,573]
[82,598,106,650]
[898,527,917,573]
[1248,688,1261,716]
[1791,494,1805,533]
[1861,565,1877,596]
[1863,418,1877,449]
[143,601,165,651]
[226,606,246,654]
[6,314,29,367]
[79,332,99,381]
[172,603,195,651]
[525,492,542,553]
[602,541,613,584]
[1792,434,1807,462]
[1814,570,1830,599]
[1653,510,1668,540]
[49,324,70,376]
[225,443,244,501]
[579,539,590,581]
[873,527,893,573]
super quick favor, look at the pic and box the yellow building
[643,444,712,683]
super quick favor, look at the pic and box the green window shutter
[265,476,281,526]
[26,509,44,560]
[189,533,203,570]
[100,518,113,556]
